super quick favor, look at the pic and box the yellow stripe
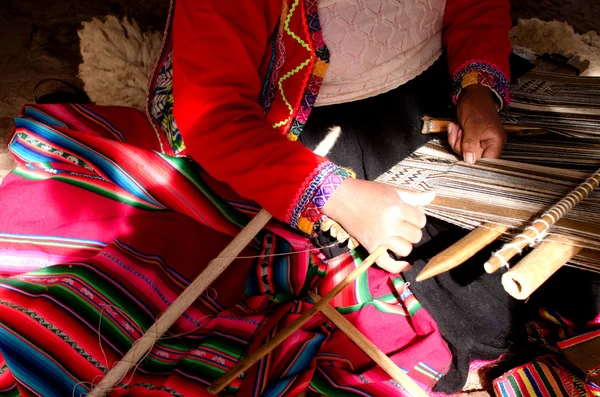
[518,368,538,396]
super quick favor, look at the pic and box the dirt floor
[1,0,599,179]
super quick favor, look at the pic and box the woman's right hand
[321,178,435,273]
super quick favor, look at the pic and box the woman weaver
[0,0,598,396]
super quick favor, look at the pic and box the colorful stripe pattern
[493,356,592,397]
[0,103,451,395]
[494,309,600,397]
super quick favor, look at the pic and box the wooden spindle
[416,223,508,281]
[485,168,600,273]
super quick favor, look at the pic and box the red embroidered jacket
[170,0,511,234]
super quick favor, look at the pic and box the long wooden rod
[89,209,273,396]
[485,167,600,273]
[309,292,428,397]
[207,246,388,394]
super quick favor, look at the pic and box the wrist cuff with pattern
[451,60,510,109]
[286,162,355,235]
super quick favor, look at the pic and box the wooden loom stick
[501,235,583,300]
[420,116,546,136]
[88,209,273,397]
[207,246,389,395]
[485,168,600,274]
[416,223,508,281]
[308,292,429,397]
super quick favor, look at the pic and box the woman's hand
[448,84,506,163]
[321,178,435,273]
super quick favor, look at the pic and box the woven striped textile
[0,104,451,396]
[494,310,600,397]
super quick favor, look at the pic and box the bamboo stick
[88,209,273,397]
[207,246,389,394]
[501,236,582,300]
[309,292,428,397]
[485,167,600,273]
[416,223,508,281]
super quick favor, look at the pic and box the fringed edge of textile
[451,60,510,109]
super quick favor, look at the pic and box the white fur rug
[78,16,162,110]
[510,18,600,77]
[78,17,600,111]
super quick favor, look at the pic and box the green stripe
[14,167,160,211]
[309,371,363,397]
[532,361,558,397]
[159,154,249,228]
[0,279,137,353]
[24,266,155,327]
[508,374,525,397]
[353,250,372,305]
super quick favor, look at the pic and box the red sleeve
[172,0,352,233]
[443,0,512,108]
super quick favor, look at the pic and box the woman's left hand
[448,84,506,164]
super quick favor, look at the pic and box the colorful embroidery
[12,131,94,172]
[451,60,510,109]
[288,161,337,230]
[287,163,355,235]
[297,167,354,233]
[494,310,600,397]
[272,0,314,130]
[311,167,353,209]
[287,0,330,141]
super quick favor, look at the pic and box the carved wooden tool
[501,235,582,300]
[309,292,429,397]
[485,167,600,273]
[207,246,388,394]
[420,115,546,136]
[416,223,509,281]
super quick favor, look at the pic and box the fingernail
[464,152,475,164]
